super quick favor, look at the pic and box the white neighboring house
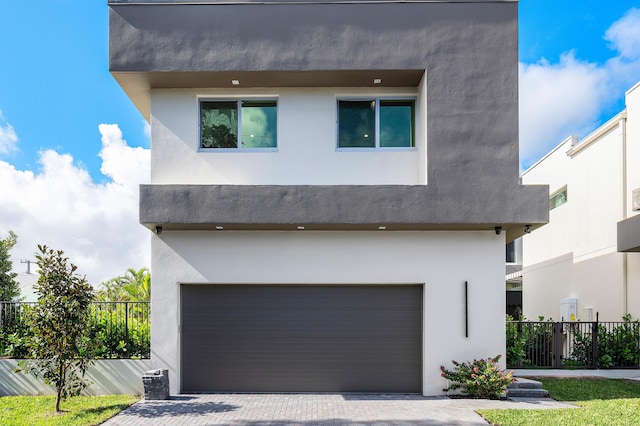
[15,273,38,302]
[7,260,38,302]
[108,0,548,396]
[522,81,640,322]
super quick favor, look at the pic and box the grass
[0,394,140,426]
[478,378,640,426]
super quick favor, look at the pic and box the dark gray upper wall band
[109,3,516,73]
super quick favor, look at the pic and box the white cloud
[0,111,18,156]
[605,8,640,60]
[519,7,640,170]
[99,124,150,188]
[519,54,607,167]
[0,123,150,286]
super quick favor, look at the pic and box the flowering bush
[440,355,514,399]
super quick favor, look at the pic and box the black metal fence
[507,319,640,369]
[0,301,150,359]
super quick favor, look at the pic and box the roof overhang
[618,214,640,252]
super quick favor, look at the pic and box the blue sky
[0,1,147,182]
[520,0,638,64]
[1,0,639,284]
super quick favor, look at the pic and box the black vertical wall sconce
[465,281,469,338]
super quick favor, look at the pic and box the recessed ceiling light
[215,226,224,230]
[378,226,387,230]
[373,78,382,84]
[231,80,240,85]
[297,226,305,230]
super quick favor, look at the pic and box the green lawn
[0,395,140,426]
[479,378,640,426]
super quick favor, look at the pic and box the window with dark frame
[200,99,277,149]
[338,99,415,149]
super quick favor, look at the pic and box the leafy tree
[17,245,95,412]
[0,230,20,301]
[96,267,150,302]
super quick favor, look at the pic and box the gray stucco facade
[109,0,548,241]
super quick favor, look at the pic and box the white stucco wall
[522,81,640,322]
[151,230,504,396]
[0,359,153,396]
[625,83,640,319]
[150,86,425,185]
[625,82,640,217]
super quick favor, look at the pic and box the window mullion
[375,99,381,148]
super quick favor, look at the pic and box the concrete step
[507,378,549,398]
[508,378,543,389]
[507,388,550,398]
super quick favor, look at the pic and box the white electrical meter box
[560,298,577,322]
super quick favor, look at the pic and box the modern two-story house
[108,0,547,396]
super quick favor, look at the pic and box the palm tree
[121,267,150,302]
[96,267,150,302]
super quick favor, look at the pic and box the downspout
[621,115,628,315]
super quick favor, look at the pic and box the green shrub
[86,307,150,359]
[440,355,514,399]
[1,302,149,359]
[2,332,31,358]
[570,315,640,368]
[1,304,33,358]
[506,315,553,367]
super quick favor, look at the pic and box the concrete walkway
[102,393,576,425]
[513,369,640,380]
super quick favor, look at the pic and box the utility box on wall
[561,298,578,322]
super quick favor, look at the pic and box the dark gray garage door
[181,284,422,393]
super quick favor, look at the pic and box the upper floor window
[337,99,415,149]
[549,186,567,210]
[200,99,277,149]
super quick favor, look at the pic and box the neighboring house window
[633,187,640,211]
[337,99,415,148]
[200,99,277,149]
[549,186,568,210]
[506,241,516,263]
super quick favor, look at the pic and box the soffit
[112,70,425,121]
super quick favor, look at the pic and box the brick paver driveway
[102,393,575,425]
